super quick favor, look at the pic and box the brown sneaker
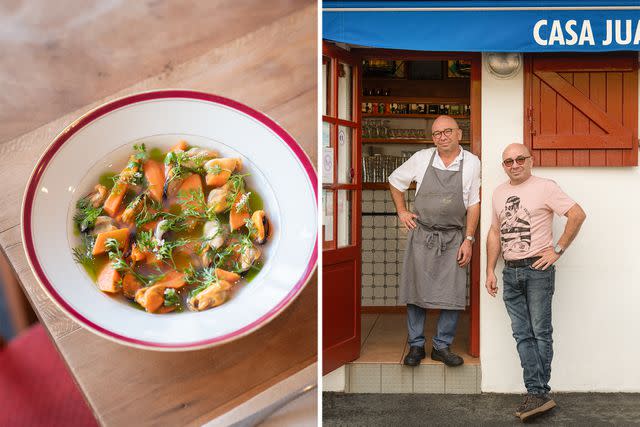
[519,394,556,421]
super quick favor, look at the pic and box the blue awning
[323,1,640,52]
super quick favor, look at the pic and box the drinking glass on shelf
[381,120,390,138]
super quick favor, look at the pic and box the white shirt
[388,147,481,208]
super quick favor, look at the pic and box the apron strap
[424,230,446,256]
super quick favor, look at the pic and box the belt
[504,257,541,268]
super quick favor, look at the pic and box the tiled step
[346,313,481,394]
[346,363,481,394]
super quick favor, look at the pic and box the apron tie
[425,230,446,256]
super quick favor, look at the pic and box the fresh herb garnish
[187,267,219,297]
[72,234,96,274]
[178,189,218,222]
[73,197,103,232]
[136,230,155,252]
[206,164,222,175]
[225,174,249,208]
[163,288,181,307]
[133,143,148,161]
[105,238,146,284]
[164,151,206,183]
[235,191,251,213]
[244,217,258,240]
[133,196,165,228]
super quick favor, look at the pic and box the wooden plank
[533,55,635,72]
[539,80,557,166]
[556,73,574,166]
[572,72,591,166]
[589,72,607,166]
[605,72,623,166]
[0,0,310,146]
[533,135,630,149]
[622,69,639,166]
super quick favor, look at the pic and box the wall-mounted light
[484,53,522,79]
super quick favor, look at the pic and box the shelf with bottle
[362,100,470,117]
[363,138,471,144]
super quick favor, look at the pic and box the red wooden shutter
[524,53,638,167]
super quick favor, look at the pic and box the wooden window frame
[322,43,360,251]
[524,53,638,167]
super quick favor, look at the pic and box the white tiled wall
[361,189,470,307]
[361,189,412,306]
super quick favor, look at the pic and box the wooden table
[0,1,317,425]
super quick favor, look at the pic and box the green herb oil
[99,172,118,190]
[149,147,165,162]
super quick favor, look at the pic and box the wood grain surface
[0,2,317,425]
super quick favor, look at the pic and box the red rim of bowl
[22,89,318,350]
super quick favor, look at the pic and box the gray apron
[399,151,467,310]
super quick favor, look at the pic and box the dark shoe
[431,346,464,367]
[519,394,556,421]
[515,394,530,417]
[403,346,426,366]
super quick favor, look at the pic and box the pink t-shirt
[492,175,576,261]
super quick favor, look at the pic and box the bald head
[431,115,462,155]
[502,143,531,160]
[432,115,459,131]
[501,143,533,185]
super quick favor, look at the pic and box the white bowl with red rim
[22,90,317,351]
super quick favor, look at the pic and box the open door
[322,42,362,375]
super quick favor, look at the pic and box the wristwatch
[465,235,475,243]
[554,244,564,255]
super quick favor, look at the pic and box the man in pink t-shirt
[486,144,586,421]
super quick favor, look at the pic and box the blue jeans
[407,304,460,350]
[502,264,555,395]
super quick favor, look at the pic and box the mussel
[207,182,232,213]
[89,184,108,208]
[250,210,269,244]
[188,280,232,311]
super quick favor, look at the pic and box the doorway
[323,46,481,384]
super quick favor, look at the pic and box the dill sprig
[73,197,103,232]
[105,238,147,284]
[72,234,96,274]
[134,196,164,228]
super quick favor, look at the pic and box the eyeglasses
[502,156,530,167]
[432,128,458,139]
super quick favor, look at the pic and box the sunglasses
[502,156,530,167]
[432,128,459,139]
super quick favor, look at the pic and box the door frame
[322,42,364,374]
[352,48,482,358]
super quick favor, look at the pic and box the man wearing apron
[389,115,481,367]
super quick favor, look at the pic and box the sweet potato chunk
[144,160,165,202]
[97,264,121,294]
[92,228,129,256]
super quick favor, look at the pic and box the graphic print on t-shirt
[499,196,531,255]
